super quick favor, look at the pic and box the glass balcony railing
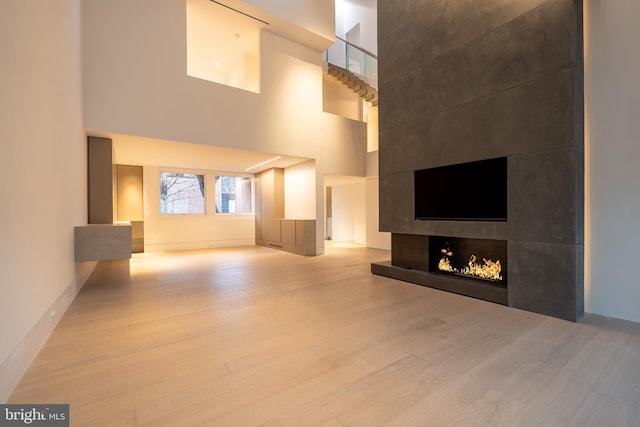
[323,36,378,89]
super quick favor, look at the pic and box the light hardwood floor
[9,245,640,426]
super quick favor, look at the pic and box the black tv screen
[414,157,507,221]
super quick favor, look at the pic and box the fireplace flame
[438,256,457,273]
[460,255,503,281]
[438,248,503,282]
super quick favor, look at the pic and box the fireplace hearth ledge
[371,260,508,305]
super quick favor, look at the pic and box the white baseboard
[0,261,97,403]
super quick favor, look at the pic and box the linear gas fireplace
[429,236,507,285]
[372,233,509,306]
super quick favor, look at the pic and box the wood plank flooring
[8,245,640,426]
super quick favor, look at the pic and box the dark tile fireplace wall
[374,0,584,321]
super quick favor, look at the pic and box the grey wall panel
[508,148,579,244]
[379,172,415,232]
[88,136,113,224]
[377,0,584,320]
[379,0,550,83]
[391,233,429,270]
[381,0,577,131]
[378,0,441,42]
[380,70,578,176]
[508,240,581,321]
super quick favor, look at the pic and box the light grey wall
[585,0,640,322]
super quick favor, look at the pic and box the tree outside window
[160,172,206,214]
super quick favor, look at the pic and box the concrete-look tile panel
[381,0,577,130]
[378,124,444,177]
[508,240,582,321]
[381,48,472,131]
[378,0,441,42]
[391,233,429,270]
[574,0,584,75]
[508,148,579,244]
[379,172,415,232]
[379,0,550,84]
[410,220,509,242]
[380,71,577,175]
[470,0,576,95]
[574,70,585,149]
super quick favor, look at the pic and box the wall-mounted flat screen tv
[414,157,507,221]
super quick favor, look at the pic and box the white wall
[285,160,316,219]
[186,0,261,93]
[244,0,335,44]
[585,0,640,323]
[323,74,364,121]
[331,182,366,244]
[335,0,378,54]
[0,0,92,402]
[83,0,366,256]
[143,167,255,252]
[112,138,258,251]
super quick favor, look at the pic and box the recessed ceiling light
[245,156,282,171]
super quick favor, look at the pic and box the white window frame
[159,168,254,217]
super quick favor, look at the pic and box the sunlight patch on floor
[324,240,365,248]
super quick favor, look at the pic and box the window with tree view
[160,172,206,214]
[215,176,252,213]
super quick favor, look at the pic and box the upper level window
[160,172,206,214]
[215,176,252,214]
[186,0,264,93]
